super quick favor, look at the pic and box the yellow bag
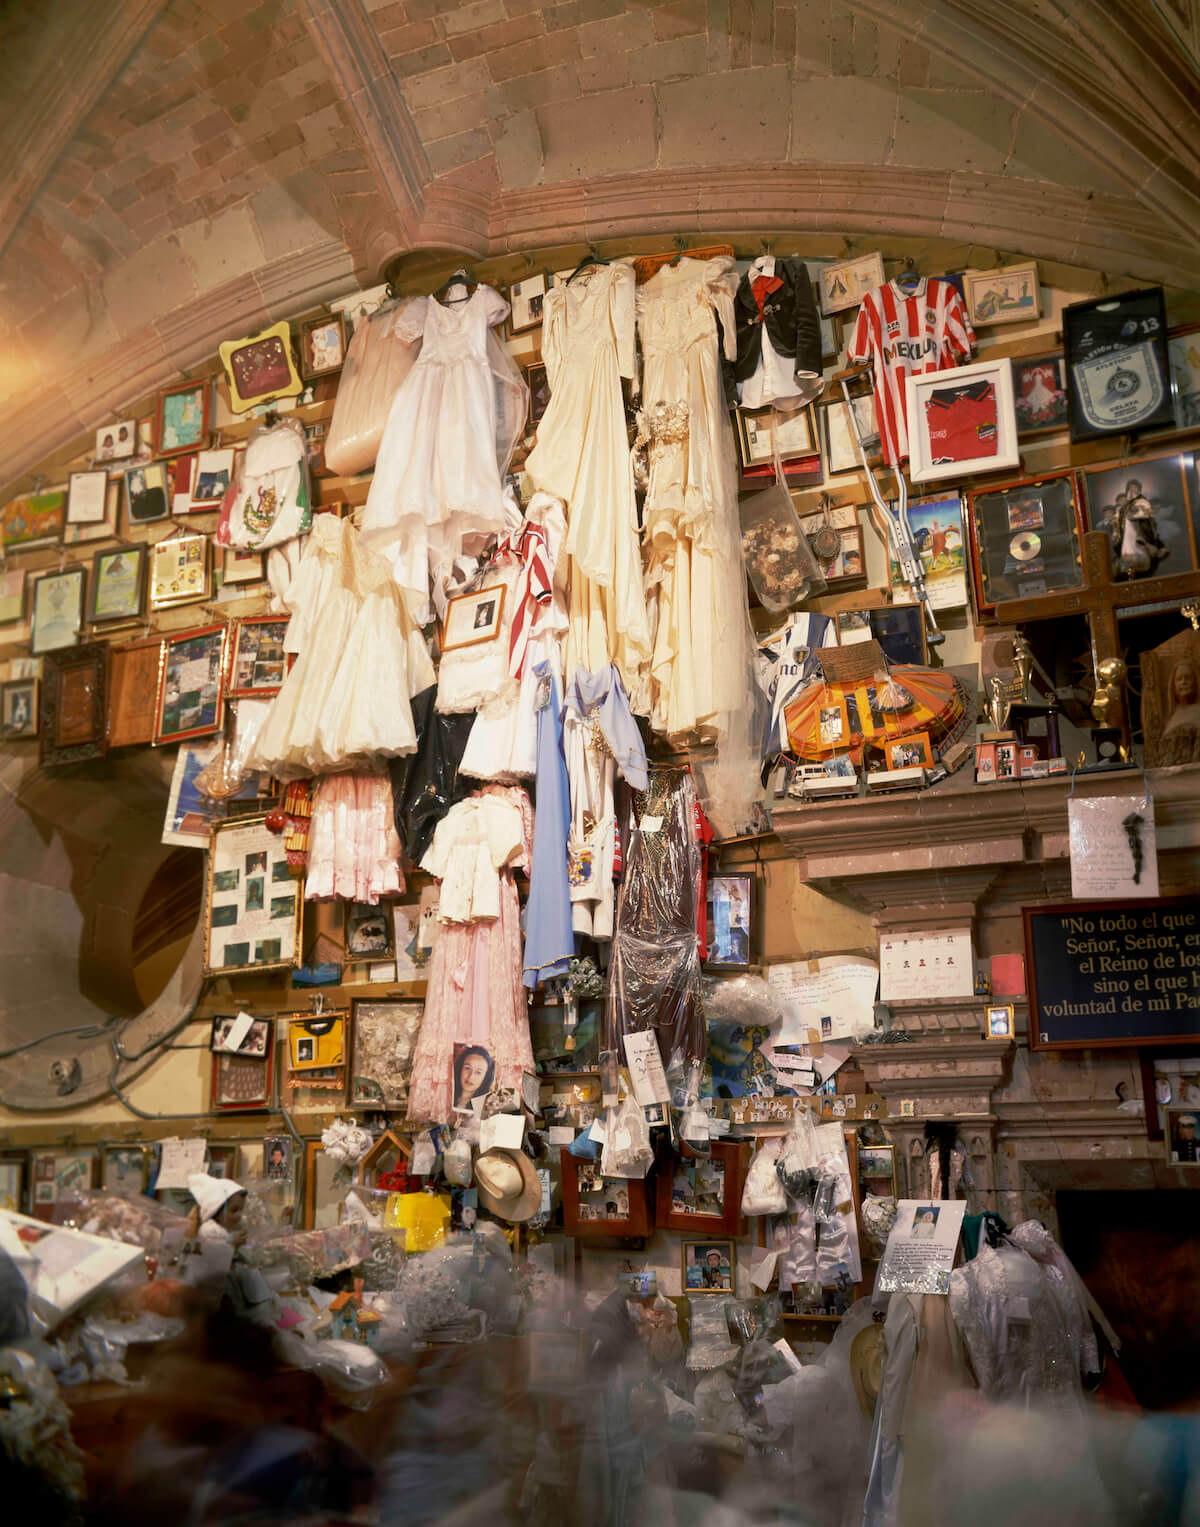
[384,1191,450,1253]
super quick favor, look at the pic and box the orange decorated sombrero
[782,665,972,764]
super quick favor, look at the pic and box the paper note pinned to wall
[623,1029,671,1106]
[156,1137,208,1189]
[1068,794,1160,900]
[878,928,974,1002]
[767,957,879,1043]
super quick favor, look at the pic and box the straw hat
[474,1148,541,1222]
[851,1323,885,1419]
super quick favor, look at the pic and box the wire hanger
[567,244,608,284]
[894,256,921,294]
[669,236,687,267]
[434,267,475,305]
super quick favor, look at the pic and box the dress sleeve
[709,262,739,363]
[481,284,510,328]
[540,288,565,390]
[846,296,873,366]
[392,297,428,343]
[611,262,637,382]
[420,812,451,880]
[483,796,524,869]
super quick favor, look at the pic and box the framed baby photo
[156,379,210,454]
[1165,1105,1200,1167]
[442,581,507,653]
[154,624,226,745]
[227,614,289,699]
[1,678,38,739]
[101,1145,149,1195]
[88,543,146,626]
[656,1140,747,1235]
[885,732,933,771]
[31,566,85,655]
[219,321,303,414]
[149,531,210,609]
[205,815,302,978]
[124,462,170,526]
[95,419,137,463]
[682,1239,736,1293]
[40,643,108,768]
[985,1003,1015,1040]
[705,872,754,970]
[346,901,394,962]
[299,313,348,380]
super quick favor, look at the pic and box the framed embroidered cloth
[348,999,423,1109]
[219,321,302,413]
[204,815,302,977]
[1064,288,1174,442]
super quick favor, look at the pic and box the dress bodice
[636,258,737,360]
[396,285,507,366]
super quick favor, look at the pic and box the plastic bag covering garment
[600,1095,654,1179]
[388,683,475,864]
[606,768,704,1066]
[742,1138,787,1215]
[325,298,421,477]
[1008,1219,1102,1379]
[218,417,311,552]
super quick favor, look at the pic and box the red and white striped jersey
[847,278,975,465]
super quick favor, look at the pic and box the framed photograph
[906,357,1020,485]
[67,470,109,527]
[108,637,164,750]
[30,1150,96,1220]
[1,677,38,739]
[219,321,303,414]
[346,901,394,962]
[101,1145,149,1195]
[204,815,302,977]
[156,380,210,454]
[0,566,25,623]
[88,543,146,625]
[299,313,348,379]
[1168,325,1200,430]
[705,872,754,970]
[124,462,170,526]
[738,404,817,468]
[1081,451,1198,584]
[442,582,507,653]
[0,1152,27,1213]
[683,1238,736,1293]
[1165,1105,1200,1167]
[1064,287,1174,441]
[207,1144,241,1180]
[222,546,265,586]
[149,531,210,609]
[857,1144,896,1194]
[188,448,235,510]
[995,739,1018,781]
[985,1003,1015,1040]
[154,624,226,745]
[227,614,289,699]
[212,1044,275,1113]
[821,394,879,474]
[526,360,550,424]
[819,252,884,315]
[63,474,120,547]
[963,262,1040,327]
[885,732,932,770]
[559,1149,653,1238]
[1,489,66,550]
[210,1014,273,1058]
[508,272,546,333]
[30,567,85,655]
[40,643,108,767]
[263,1136,293,1181]
[1012,353,1069,437]
[967,470,1086,614]
[95,420,137,463]
[656,1140,746,1235]
[348,999,424,1109]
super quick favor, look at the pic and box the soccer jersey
[847,278,975,464]
[924,380,998,464]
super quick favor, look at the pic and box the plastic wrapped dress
[360,284,527,619]
[306,771,404,904]
[388,685,474,865]
[605,767,704,1068]
[217,419,312,608]
[406,786,534,1125]
[523,261,652,713]
[246,515,433,778]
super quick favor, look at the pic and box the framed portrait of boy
[1165,1105,1200,1167]
[682,1239,736,1293]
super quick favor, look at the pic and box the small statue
[1122,811,1145,885]
[1012,632,1032,705]
[987,674,1011,733]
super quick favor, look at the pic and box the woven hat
[851,1322,886,1419]
[474,1148,541,1222]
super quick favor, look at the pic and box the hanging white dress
[523,261,652,713]
[360,284,526,619]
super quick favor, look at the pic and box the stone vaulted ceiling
[0,0,1198,492]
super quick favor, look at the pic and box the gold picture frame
[219,321,303,414]
[441,582,508,653]
[985,1003,1015,1040]
[149,531,210,610]
[203,814,303,978]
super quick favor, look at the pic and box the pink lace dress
[305,771,405,904]
[406,784,534,1125]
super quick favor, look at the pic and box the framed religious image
[442,582,507,653]
[124,462,170,526]
[211,1014,273,1058]
[219,321,303,413]
[149,531,210,609]
[87,543,146,626]
[227,614,289,699]
[1165,1105,1200,1167]
[63,474,120,547]
[985,1003,1015,1040]
[66,470,109,529]
[967,470,1086,615]
[154,624,226,745]
[156,379,210,454]
[682,1239,735,1292]
[212,1042,275,1113]
[108,637,163,749]
[348,999,424,1109]
[962,262,1041,327]
[906,357,1020,485]
[526,360,550,424]
[1,678,38,739]
[738,404,817,469]
[1064,287,1174,442]
[0,566,25,623]
[655,1140,747,1235]
[705,872,754,970]
[95,419,137,463]
[299,313,348,379]
[1012,353,1069,438]
[1168,325,1200,430]
[30,566,85,654]
[346,902,395,962]
[819,252,884,315]
[559,1149,653,1238]
[885,731,932,770]
[1,489,65,550]
[204,815,302,977]
[101,1145,149,1195]
[508,272,546,333]
[821,394,879,475]
[40,643,108,767]
[222,546,265,586]
[0,1152,27,1213]
[207,1144,241,1180]
[1081,451,1198,585]
[189,448,235,510]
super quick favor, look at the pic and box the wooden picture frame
[1080,450,1199,585]
[345,901,394,962]
[154,624,226,745]
[1165,1104,1200,1167]
[304,1139,341,1229]
[124,462,170,527]
[962,262,1041,327]
[299,313,348,380]
[40,643,108,767]
[227,613,289,699]
[966,470,1086,617]
[211,1014,273,1058]
[526,360,550,425]
[30,1150,96,1221]
[157,379,210,454]
[655,1140,747,1236]
[88,543,146,626]
[1167,324,1200,431]
[985,1003,1015,1040]
[1,678,38,739]
[682,1237,736,1293]
[211,1043,275,1113]
[738,404,817,469]
[204,814,303,978]
[219,321,303,414]
[101,1145,150,1195]
[442,582,507,653]
[559,1148,653,1238]
[705,872,755,971]
[149,531,210,609]
[106,637,162,749]
[1012,353,1069,438]
[355,1129,411,1192]
[856,1143,897,1196]
[348,998,424,1110]
[30,566,86,655]
[207,1143,242,1180]
[906,357,1020,485]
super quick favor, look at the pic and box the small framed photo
[682,1239,736,1293]
[263,1136,293,1180]
[211,1014,273,1058]
[346,901,395,962]
[219,321,303,413]
[442,582,507,652]
[31,566,86,655]
[227,614,290,699]
[1166,1105,1200,1166]
[526,360,550,424]
[906,358,1020,485]
[222,546,265,587]
[1012,353,1069,437]
[1,678,38,739]
[975,741,997,783]
[508,272,546,333]
[299,313,348,379]
[985,1003,1015,1040]
[885,732,932,770]
[124,462,171,526]
[963,262,1041,327]
[819,252,885,315]
[101,1145,149,1195]
[0,566,26,623]
[150,531,210,609]
[188,448,235,509]
[40,643,108,767]
[67,469,110,528]
[88,543,146,626]
[95,420,138,463]
[154,624,227,745]
[156,379,210,454]
[705,872,754,970]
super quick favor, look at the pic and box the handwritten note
[767,957,879,1042]
[623,1030,671,1106]
[1068,794,1159,899]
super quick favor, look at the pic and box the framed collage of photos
[559,1149,653,1238]
[966,470,1086,616]
[204,815,302,977]
[227,614,289,699]
[656,1141,746,1236]
[154,624,227,745]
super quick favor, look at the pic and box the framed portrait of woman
[452,1042,495,1115]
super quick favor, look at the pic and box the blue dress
[522,659,574,987]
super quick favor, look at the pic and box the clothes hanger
[669,236,687,267]
[894,257,922,294]
[567,244,609,284]
[433,267,475,304]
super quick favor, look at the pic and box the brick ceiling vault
[1,0,1199,494]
